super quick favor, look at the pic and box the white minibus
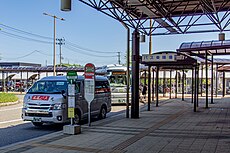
[22,75,111,126]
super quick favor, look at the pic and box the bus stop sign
[66,71,78,119]
[67,71,78,84]
[84,63,95,103]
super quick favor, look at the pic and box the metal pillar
[3,72,5,92]
[148,20,152,111]
[131,29,140,119]
[205,51,208,108]
[194,66,198,112]
[152,68,155,102]
[169,70,172,99]
[197,65,200,107]
[163,70,166,97]
[175,71,178,98]
[216,64,218,97]
[156,66,159,107]
[121,21,130,118]
[144,70,147,85]
[26,72,29,90]
[182,70,185,101]
[222,71,225,97]
[147,66,151,111]
[211,54,214,104]
[126,25,130,118]
[6,72,8,92]
[201,64,203,96]
[20,71,23,94]
[1,72,4,92]
[191,68,194,103]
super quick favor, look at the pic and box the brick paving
[0,96,229,153]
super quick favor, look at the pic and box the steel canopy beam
[79,0,230,35]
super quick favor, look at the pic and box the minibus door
[76,82,87,118]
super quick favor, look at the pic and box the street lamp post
[43,12,65,76]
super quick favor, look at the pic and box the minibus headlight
[53,103,62,110]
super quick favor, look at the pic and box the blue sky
[0,0,229,67]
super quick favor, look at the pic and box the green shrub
[0,93,19,103]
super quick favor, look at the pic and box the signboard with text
[67,71,78,120]
[84,63,95,103]
[142,52,177,62]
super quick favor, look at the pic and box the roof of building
[0,62,41,67]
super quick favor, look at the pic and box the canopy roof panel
[177,40,230,55]
[79,0,230,35]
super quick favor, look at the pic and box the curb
[0,100,21,107]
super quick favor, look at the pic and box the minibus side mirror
[61,90,67,99]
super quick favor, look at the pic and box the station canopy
[0,66,84,73]
[177,40,230,56]
[80,0,230,35]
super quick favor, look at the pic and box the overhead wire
[0,23,52,40]
[3,50,38,60]
[65,41,116,54]
[0,23,118,55]
[0,22,120,60]
[35,50,53,56]
[3,50,52,60]
[0,30,52,44]
[63,45,117,58]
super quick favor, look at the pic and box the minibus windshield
[27,81,68,94]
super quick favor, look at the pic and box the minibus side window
[103,81,111,92]
[56,81,67,92]
[95,81,110,93]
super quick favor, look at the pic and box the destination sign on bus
[112,71,126,75]
[32,95,50,101]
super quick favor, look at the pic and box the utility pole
[56,38,65,67]
[117,52,121,65]
[43,12,65,76]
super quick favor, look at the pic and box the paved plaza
[0,96,229,153]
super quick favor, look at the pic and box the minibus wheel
[32,122,43,127]
[99,106,107,119]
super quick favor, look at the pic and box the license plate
[33,117,42,122]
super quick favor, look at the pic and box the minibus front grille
[28,103,52,110]
[28,106,50,110]
[25,113,53,117]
